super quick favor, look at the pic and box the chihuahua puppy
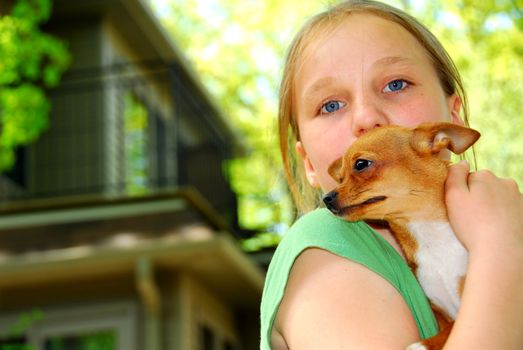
[323,122,480,350]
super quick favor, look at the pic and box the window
[123,92,149,195]
[200,325,214,350]
[3,146,26,188]
[198,324,238,350]
[44,330,115,350]
[0,335,27,350]
[223,341,236,350]
[154,112,168,188]
[0,303,136,350]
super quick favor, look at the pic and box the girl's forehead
[294,13,433,82]
[304,13,423,58]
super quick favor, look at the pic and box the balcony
[0,61,239,229]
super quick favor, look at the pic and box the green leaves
[0,84,50,169]
[0,0,70,171]
[423,0,523,182]
[11,0,52,24]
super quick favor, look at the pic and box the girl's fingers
[445,160,471,197]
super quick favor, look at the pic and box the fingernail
[458,160,469,166]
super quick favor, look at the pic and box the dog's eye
[354,159,373,172]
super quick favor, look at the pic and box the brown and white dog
[322,122,480,350]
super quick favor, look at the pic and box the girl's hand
[445,160,523,259]
[444,161,523,349]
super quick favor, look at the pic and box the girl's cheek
[397,96,451,124]
[319,159,342,191]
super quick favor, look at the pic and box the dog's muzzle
[323,191,339,214]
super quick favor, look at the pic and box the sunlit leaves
[0,0,70,171]
[0,84,50,169]
[11,0,52,24]
[420,0,523,182]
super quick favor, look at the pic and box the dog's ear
[328,156,345,183]
[411,122,480,156]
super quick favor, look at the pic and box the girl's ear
[295,141,320,188]
[449,94,463,125]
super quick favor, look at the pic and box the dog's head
[323,122,480,223]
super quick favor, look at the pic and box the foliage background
[148,0,522,249]
[0,0,70,171]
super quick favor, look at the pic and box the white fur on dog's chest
[407,221,468,320]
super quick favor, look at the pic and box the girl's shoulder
[280,208,369,244]
[260,208,438,350]
[275,208,392,267]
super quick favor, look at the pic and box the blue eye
[384,79,408,92]
[321,100,345,114]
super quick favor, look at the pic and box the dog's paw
[406,342,428,350]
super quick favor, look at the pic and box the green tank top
[260,208,438,349]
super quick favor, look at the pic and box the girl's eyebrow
[373,56,417,67]
[302,76,340,100]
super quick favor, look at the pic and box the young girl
[260,1,523,349]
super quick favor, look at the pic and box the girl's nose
[350,98,388,137]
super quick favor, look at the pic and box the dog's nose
[323,191,339,214]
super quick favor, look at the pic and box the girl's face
[295,13,462,192]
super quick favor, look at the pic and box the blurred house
[0,0,264,349]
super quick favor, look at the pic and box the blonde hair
[279,0,470,214]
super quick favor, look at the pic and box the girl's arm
[274,247,422,350]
